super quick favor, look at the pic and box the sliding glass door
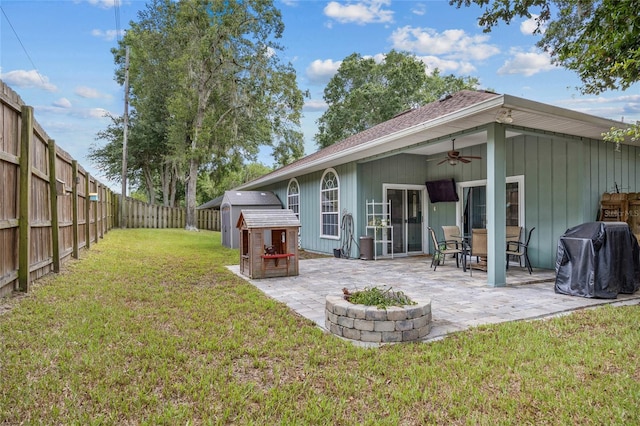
[385,185,424,255]
[459,177,524,234]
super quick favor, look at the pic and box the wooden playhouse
[237,209,300,279]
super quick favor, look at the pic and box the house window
[287,179,300,218]
[320,169,339,238]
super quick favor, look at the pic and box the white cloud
[53,98,72,108]
[416,56,476,75]
[88,108,110,119]
[36,105,112,120]
[75,86,105,99]
[520,15,546,35]
[324,0,394,25]
[497,49,556,76]
[83,0,120,9]
[91,28,125,41]
[304,99,328,112]
[557,95,640,122]
[559,95,640,105]
[0,69,57,91]
[411,3,427,16]
[390,26,500,61]
[306,59,342,85]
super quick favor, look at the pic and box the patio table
[453,232,520,272]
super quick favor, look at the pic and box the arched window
[287,179,300,218]
[320,169,339,238]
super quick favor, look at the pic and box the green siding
[249,132,640,269]
[263,163,359,256]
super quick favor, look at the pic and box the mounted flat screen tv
[425,178,459,203]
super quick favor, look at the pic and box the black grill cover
[555,222,640,298]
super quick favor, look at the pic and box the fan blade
[459,158,471,163]
[437,158,448,165]
[460,156,482,160]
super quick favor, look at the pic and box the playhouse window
[241,230,249,256]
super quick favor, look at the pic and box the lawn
[1,229,638,424]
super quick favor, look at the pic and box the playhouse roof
[236,209,300,229]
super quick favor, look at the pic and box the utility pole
[120,46,130,228]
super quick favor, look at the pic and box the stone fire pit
[325,295,432,343]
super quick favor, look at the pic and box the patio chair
[442,225,462,258]
[469,228,488,273]
[429,226,461,270]
[506,225,522,246]
[506,227,535,274]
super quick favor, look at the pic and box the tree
[100,0,183,207]
[104,0,305,227]
[602,123,640,150]
[165,0,306,229]
[450,0,640,95]
[197,162,273,206]
[314,50,479,148]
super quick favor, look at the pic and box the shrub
[342,286,416,309]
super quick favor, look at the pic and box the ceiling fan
[428,139,482,166]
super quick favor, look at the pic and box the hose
[340,211,357,259]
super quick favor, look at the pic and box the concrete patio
[227,255,640,343]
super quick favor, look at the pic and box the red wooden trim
[260,254,295,259]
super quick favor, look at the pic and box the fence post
[85,174,91,249]
[94,182,100,240]
[18,106,33,292]
[48,139,61,273]
[71,161,79,258]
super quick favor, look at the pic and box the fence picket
[1,82,220,296]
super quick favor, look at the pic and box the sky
[2,0,640,191]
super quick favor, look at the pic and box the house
[236,90,637,286]
[220,190,283,248]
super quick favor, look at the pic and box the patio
[228,255,640,343]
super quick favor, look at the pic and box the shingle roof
[197,195,223,210]
[236,209,300,229]
[222,190,282,207]
[242,90,500,186]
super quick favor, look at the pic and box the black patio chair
[506,227,535,274]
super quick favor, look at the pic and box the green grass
[1,229,639,424]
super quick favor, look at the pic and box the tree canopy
[450,0,640,95]
[92,0,305,226]
[314,50,480,149]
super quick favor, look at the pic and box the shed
[237,209,301,279]
[221,191,282,248]
[197,195,223,210]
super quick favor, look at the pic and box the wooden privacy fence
[120,198,220,231]
[1,82,219,298]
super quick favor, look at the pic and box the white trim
[456,175,525,228]
[320,168,340,240]
[286,178,300,217]
[383,183,427,255]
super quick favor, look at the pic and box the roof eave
[239,95,507,189]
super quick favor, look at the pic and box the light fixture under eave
[495,108,513,124]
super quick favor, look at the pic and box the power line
[0,6,47,85]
